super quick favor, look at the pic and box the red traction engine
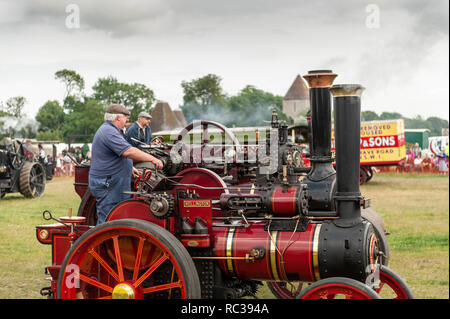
[36,70,413,299]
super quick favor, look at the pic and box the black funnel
[330,84,365,227]
[302,70,338,211]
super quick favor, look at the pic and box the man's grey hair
[104,113,124,122]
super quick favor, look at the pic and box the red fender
[107,199,172,232]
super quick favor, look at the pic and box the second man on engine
[125,111,153,147]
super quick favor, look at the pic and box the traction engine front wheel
[370,265,414,299]
[296,277,381,299]
[57,219,201,299]
[267,281,305,299]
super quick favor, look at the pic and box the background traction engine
[1,139,46,199]
[36,71,413,299]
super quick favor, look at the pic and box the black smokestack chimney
[302,70,337,212]
[303,70,337,161]
[330,84,365,227]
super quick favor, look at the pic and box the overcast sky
[0,0,448,122]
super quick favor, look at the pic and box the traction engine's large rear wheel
[57,219,201,299]
[19,161,46,198]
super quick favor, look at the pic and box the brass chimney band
[303,70,338,88]
[330,84,365,97]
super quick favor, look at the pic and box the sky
[0,0,448,123]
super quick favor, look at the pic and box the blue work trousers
[89,171,131,225]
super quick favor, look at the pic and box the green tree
[181,74,226,106]
[55,69,85,99]
[0,101,9,117]
[92,76,155,121]
[425,116,449,136]
[5,96,27,118]
[180,74,228,123]
[227,85,287,126]
[35,100,65,132]
[62,99,106,143]
[379,112,402,120]
[361,110,379,121]
[404,115,429,130]
[36,129,63,141]
[62,95,85,113]
[91,76,121,103]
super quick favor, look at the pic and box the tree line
[0,70,448,143]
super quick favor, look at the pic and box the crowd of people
[395,142,449,175]
[53,143,91,177]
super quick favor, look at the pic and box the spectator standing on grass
[413,143,421,158]
[437,147,448,175]
[38,144,48,165]
[55,154,62,177]
[63,150,73,177]
[445,142,449,169]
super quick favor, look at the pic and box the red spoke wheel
[297,277,381,299]
[57,219,201,299]
[267,281,305,299]
[373,265,414,299]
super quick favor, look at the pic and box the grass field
[0,173,448,299]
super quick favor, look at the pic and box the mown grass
[0,177,81,299]
[0,173,448,299]
[356,173,449,299]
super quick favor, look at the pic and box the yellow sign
[332,119,404,139]
[361,147,406,163]
[183,200,211,208]
[360,119,404,137]
[332,119,406,165]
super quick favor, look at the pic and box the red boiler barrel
[212,222,322,282]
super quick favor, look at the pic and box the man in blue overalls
[89,104,163,224]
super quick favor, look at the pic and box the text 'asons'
[360,136,397,148]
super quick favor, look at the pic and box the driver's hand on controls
[153,159,163,170]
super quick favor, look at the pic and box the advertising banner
[332,119,406,165]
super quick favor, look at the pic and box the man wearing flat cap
[89,104,163,225]
[125,111,153,147]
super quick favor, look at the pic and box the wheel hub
[112,283,136,299]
